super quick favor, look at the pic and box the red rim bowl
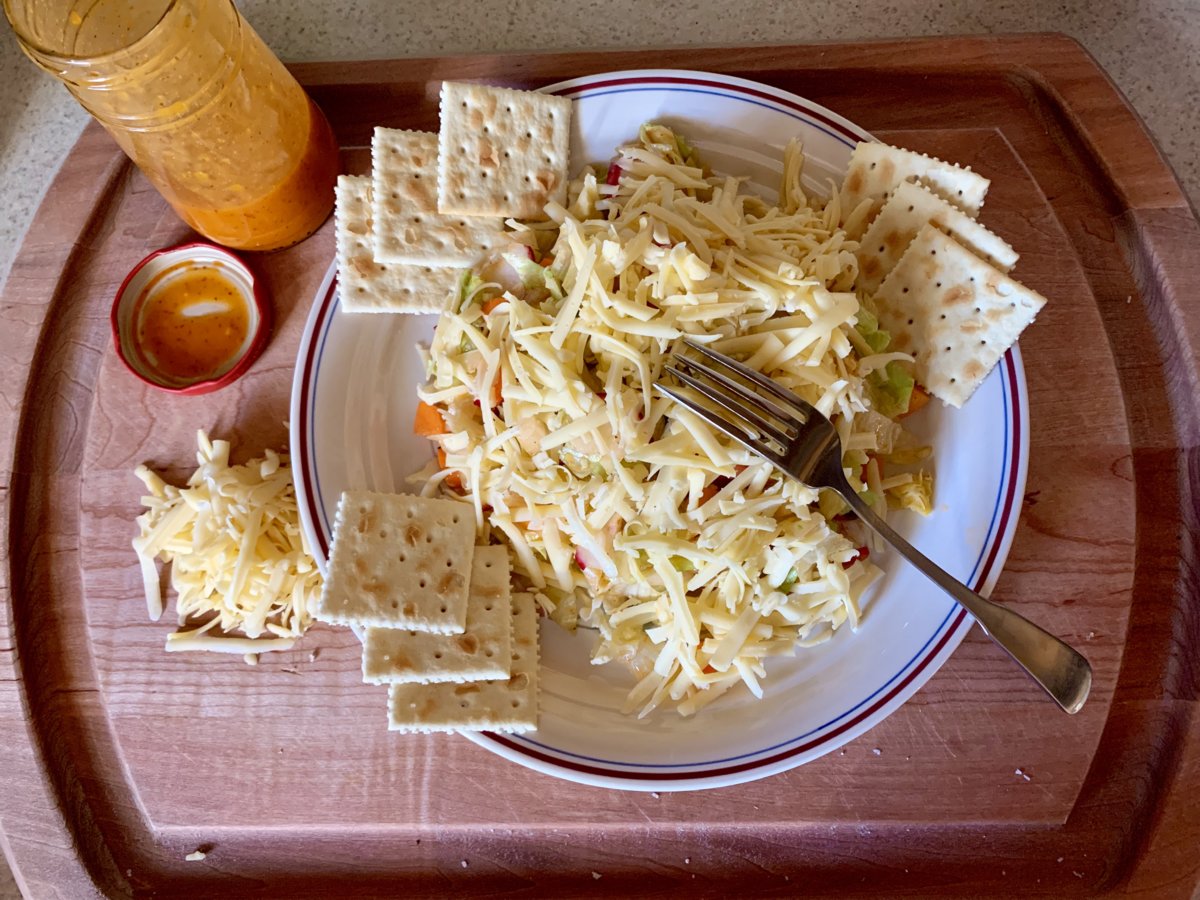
[110,242,273,395]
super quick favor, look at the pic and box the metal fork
[659,338,1092,714]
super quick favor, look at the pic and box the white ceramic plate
[290,70,1029,792]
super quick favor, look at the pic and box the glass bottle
[4,0,339,251]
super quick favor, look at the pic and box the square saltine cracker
[315,491,474,633]
[873,224,1046,407]
[387,591,540,733]
[362,545,512,684]
[335,174,461,314]
[857,180,1017,294]
[436,81,571,220]
[371,128,506,266]
[839,142,989,238]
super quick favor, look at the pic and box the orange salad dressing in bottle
[5,0,338,251]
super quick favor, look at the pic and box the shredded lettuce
[547,590,579,631]
[779,568,800,591]
[855,307,891,354]
[842,448,869,469]
[856,410,903,456]
[888,445,932,465]
[502,252,546,289]
[543,267,565,301]
[675,133,699,168]
[456,272,489,311]
[858,488,882,508]
[867,360,915,418]
[500,251,565,304]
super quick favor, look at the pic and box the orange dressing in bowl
[136,263,250,381]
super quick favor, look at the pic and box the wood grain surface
[1,34,1197,898]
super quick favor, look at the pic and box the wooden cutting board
[2,35,1198,898]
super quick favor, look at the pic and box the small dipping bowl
[112,242,272,395]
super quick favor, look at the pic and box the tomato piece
[842,546,870,569]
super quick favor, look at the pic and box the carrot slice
[491,372,502,408]
[437,447,464,492]
[901,385,931,417]
[413,401,446,436]
[481,296,507,314]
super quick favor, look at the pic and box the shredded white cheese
[133,431,322,659]
[419,124,930,715]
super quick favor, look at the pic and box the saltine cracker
[334,175,461,314]
[371,128,506,266]
[315,491,474,632]
[437,81,571,220]
[840,142,989,238]
[857,180,1018,294]
[362,546,513,684]
[387,591,540,733]
[873,224,1046,407]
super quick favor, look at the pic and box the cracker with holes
[371,128,507,266]
[335,175,461,314]
[315,491,474,632]
[361,546,512,684]
[839,142,990,238]
[856,181,1018,294]
[436,81,572,220]
[873,224,1047,408]
[388,590,540,733]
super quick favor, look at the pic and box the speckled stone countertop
[0,3,1196,894]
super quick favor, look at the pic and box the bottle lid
[111,242,272,395]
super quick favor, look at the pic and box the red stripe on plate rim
[486,608,973,780]
[298,272,339,560]
[552,74,868,141]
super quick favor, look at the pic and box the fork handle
[839,488,1092,714]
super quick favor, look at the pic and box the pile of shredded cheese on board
[133,432,322,662]
[418,124,932,716]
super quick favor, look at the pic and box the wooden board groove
[2,35,1198,898]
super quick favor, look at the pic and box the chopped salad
[413,124,933,716]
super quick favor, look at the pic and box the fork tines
[659,339,813,459]
[681,340,815,416]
